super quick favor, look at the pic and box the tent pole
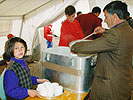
[19,16,24,37]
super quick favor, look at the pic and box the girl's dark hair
[3,52,10,62]
[65,5,76,16]
[103,1,128,19]
[6,37,27,59]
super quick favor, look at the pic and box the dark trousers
[46,40,53,48]
[128,96,131,100]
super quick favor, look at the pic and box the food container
[41,47,96,93]
[69,39,92,47]
[69,32,94,47]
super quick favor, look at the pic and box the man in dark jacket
[71,1,133,100]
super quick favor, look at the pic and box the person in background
[7,34,14,39]
[2,52,10,65]
[4,37,49,99]
[77,11,82,17]
[126,12,133,28]
[125,11,133,71]
[0,34,15,65]
[126,12,133,70]
[58,5,84,47]
[44,24,53,48]
[4,34,14,52]
[98,17,103,22]
[71,1,133,100]
[76,6,102,40]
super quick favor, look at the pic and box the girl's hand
[37,79,49,84]
[28,89,42,98]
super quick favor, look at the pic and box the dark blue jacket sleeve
[31,76,39,85]
[4,70,28,99]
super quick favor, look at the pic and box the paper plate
[41,89,64,99]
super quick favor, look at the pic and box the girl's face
[14,42,25,59]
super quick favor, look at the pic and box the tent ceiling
[0,0,132,18]
[0,0,52,17]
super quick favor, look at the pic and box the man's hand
[70,46,78,55]
[94,26,105,34]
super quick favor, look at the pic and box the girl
[4,37,48,100]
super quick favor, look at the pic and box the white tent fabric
[29,0,79,54]
[0,0,133,59]
[0,0,79,57]
[0,20,12,36]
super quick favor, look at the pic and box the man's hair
[65,5,76,16]
[92,6,101,14]
[6,37,27,59]
[103,1,128,19]
[127,12,130,16]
